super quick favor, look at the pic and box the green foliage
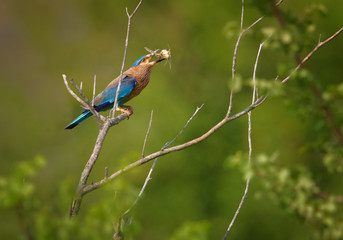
[0,157,143,240]
[227,152,343,239]
[169,221,211,240]
[0,155,44,209]
[223,3,343,239]
[262,3,343,174]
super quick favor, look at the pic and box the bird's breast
[122,67,152,103]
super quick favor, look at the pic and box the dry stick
[223,0,266,232]
[82,97,265,194]
[222,25,343,240]
[111,0,143,118]
[268,0,343,145]
[69,121,111,217]
[141,110,154,158]
[69,109,132,217]
[63,74,88,109]
[223,41,265,240]
[227,0,244,118]
[68,0,265,217]
[276,0,284,6]
[280,29,343,142]
[224,2,343,238]
[281,27,343,84]
[227,14,264,117]
[63,74,104,127]
[222,13,343,240]
[223,0,287,237]
[69,1,144,217]
[122,105,204,219]
[92,75,96,104]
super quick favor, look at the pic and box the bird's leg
[116,105,134,117]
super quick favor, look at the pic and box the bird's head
[130,54,166,68]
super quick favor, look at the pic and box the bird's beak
[146,50,170,66]
[151,58,165,65]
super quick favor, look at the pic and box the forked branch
[281,27,343,84]
[82,97,265,194]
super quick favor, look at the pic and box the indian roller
[65,54,165,129]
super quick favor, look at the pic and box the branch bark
[281,27,343,84]
[68,0,144,217]
[65,0,343,229]
[69,113,129,217]
[82,97,265,194]
[112,0,144,118]
[269,2,343,145]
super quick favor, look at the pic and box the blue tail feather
[65,110,92,129]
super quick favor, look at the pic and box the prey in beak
[145,48,171,66]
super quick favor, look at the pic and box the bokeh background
[1,0,343,239]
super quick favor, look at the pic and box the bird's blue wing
[94,76,136,111]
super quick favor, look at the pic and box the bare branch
[83,98,265,194]
[92,75,96,104]
[281,27,343,84]
[63,74,88,109]
[239,0,244,30]
[223,41,266,240]
[112,0,144,118]
[141,110,154,158]
[63,74,104,127]
[113,104,204,239]
[227,0,265,118]
[69,1,145,217]
[69,109,133,217]
[70,79,92,109]
[227,0,244,118]
[276,0,284,6]
[69,121,111,217]
[122,104,204,219]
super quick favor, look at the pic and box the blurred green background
[1,0,343,239]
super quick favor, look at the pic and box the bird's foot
[117,105,133,118]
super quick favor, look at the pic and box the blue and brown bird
[65,52,168,129]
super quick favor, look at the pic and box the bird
[65,54,165,129]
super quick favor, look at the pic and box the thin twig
[63,74,104,127]
[112,0,144,118]
[281,27,343,84]
[227,0,244,118]
[270,2,343,146]
[223,41,265,240]
[92,75,97,104]
[69,1,146,217]
[82,98,265,194]
[122,105,204,218]
[227,0,264,118]
[276,0,284,7]
[141,110,154,158]
[63,74,88,109]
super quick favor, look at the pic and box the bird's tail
[65,110,93,129]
